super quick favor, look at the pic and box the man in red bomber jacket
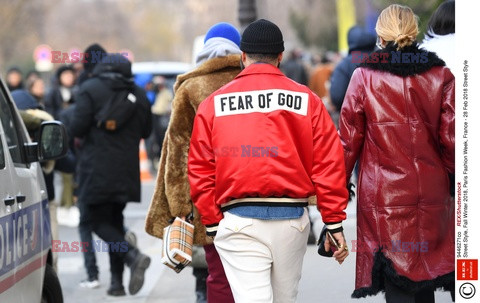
[188,19,349,303]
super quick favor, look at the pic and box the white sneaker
[67,206,80,227]
[59,207,80,227]
[56,207,69,226]
[79,278,100,289]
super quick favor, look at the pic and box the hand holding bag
[317,225,334,257]
[161,216,195,273]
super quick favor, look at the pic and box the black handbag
[317,225,334,257]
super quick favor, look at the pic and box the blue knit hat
[204,22,241,47]
[11,89,40,110]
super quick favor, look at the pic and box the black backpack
[95,89,137,131]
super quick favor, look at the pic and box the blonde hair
[376,4,419,50]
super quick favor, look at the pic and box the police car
[0,77,65,302]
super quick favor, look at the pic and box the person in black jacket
[70,54,152,297]
[280,48,308,85]
[44,65,76,120]
[329,25,376,113]
[64,43,107,289]
[77,43,107,85]
[6,66,24,92]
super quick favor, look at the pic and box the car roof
[131,61,192,76]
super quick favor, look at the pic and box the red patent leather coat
[339,43,455,297]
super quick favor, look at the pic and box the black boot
[125,246,151,295]
[193,267,208,303]
[107,272,126,296]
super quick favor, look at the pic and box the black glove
[348,182,356,202]
[317,225,334,257]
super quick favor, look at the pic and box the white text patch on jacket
[214,89,308,117]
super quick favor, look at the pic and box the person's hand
[324,231,349,264]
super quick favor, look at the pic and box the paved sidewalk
[57,182,453,303]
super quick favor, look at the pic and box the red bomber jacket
[188,63,348,235]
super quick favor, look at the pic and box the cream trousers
[214,210,310,303]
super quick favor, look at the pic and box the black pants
[153,114,169,153]
[385,279,434,303]
[384,278,456,303]
[78,200,98,280]
[86,202,128,279]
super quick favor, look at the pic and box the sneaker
[56,207,68,226]
[58,207,80,227]
[79,278,100,289]
[68,206,80,227]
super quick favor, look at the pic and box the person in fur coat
[339,4,455,303]
[145,22,241,303]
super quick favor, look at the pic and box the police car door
[0,88,46,301]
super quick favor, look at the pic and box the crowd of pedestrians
[7,44,153,297]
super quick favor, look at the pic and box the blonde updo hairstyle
[376,4,419,50]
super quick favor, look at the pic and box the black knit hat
[83,43,106,72]
[240,19,284,54]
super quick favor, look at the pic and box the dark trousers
[204,244,234,303]
[78,200,98,280]
[153,114,169,152]
[385,279,435,303]
[86,202,128,279]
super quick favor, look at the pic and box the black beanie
[240,19,284,54]
[83,43,106,72]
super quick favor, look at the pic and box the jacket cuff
[325,222,343,233]
[205,223,219,237]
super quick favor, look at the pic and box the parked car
[132,61,192,172]
[132,61,191,93]
[0,76,66,302]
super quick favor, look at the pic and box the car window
[0,91,23,164]
[0,135,4,169]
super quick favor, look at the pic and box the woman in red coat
[339,4,455,303]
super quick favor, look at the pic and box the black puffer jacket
[70,54,152,205]
[329,26,376,110]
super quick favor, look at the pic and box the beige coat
[145,54,241,245]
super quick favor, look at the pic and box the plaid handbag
[161,217,195,273]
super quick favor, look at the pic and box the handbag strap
[168,211,194,224]
[186,211,194,223]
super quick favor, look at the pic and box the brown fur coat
[145,54,241,245]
